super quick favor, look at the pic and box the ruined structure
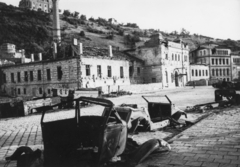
[0,46,143,98]
[127,33,190,88]
[19,0,52,13]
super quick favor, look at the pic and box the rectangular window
[24,71,28,82]
[38,70,42,81]
[47,69,51,81]
[129,66,133,77]
[107,66,112,77]
[11,73,15,83]
[86,65,90,76]
[18,88,21,95]
[216,59,218,65]
[152,78,156,83]
[206,70,208,76]
[226,59,229,65]
[165,54,168,60]
[17,72,21,83]
[137,67,141,76]
[48,89,51,94]
[212,59,214,65]
[30,71,33,81]
[2,73,6,83]
[120,66,124,78]
[97,65,101,78]
[223,59,225,64]
[24,88,26,95]
[39,87,42,94]
[57,66,62,80]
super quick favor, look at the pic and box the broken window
[152,78,156,83]
[39,87,42,94]
[86,65,90,76]
[47,69,51,81]
[17,72,21,83]
[129,66,133,77]
[97,65,102,78]
[120,66,124,78]
[11,73,15,83]
[57,66,63,80]
[30,71,34,81]
[38,70,42,81]
[137,67,140,76]
[24,71,28,82]
[107,66,112,77]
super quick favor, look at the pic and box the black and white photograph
[0,0,240,166]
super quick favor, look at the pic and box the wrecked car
[41,96,170,167]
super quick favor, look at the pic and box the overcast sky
[2,0,240,40]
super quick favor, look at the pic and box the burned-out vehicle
[41,96,170,167]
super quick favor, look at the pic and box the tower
[52,0,61,43]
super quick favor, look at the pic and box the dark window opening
[18,88,21,95]
[48,89,51,94]
[57,66,63,80]
[107,66,112,77]
[206,70,208,76]
[129,66,133,77]
[199,70,201,76]
[24,71,28,82]
[30,71,34,81]
[24,88,26,95]
[47,69,51,81]
[216,69,219,76]
[195,70,198,76]
[152,78,156,83]
[120,66,124,78]
[212,69,215,76]
[39,87,42,94]
[137,67,140,76]
[226,59,229,65]
[212,59,214,65]
[17,72,21,83]
[97,65,102,78]
[86,65,90,76]
[192,69,194,76]
[38,70,42,81]
[11,73,15,83]
[2,73,6,83]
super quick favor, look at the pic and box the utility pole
[77,43,83,90]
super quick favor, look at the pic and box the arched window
[202,70,204,76]
[192,69,194,76]
[219,59,222,65]
[203,50,206,55]
[172,54,174,60]
[216,59,218,65]
[216,69,219,76]
[178,55,180,61]
[212,69,215,76]
[195,70,198,76]
[175,54,177,61]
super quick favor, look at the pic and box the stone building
[0,46,143,98]
[190,44,232,81]
[231,51,240,81]
[127,33,190,88]
[19,0,52,13]
[189,64,209,82]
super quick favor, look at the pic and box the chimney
[21,50,25,63]
[109,45,113,57]
[38,53,42,61]
[52,42,57,59]
[52,0,61,42]
[31,54,34,62]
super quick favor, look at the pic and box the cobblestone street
[0,87,240,167]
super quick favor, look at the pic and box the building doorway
[175,71,179,87]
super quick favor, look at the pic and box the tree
[79,31,85,37]
[74,11,79,18]
[80,15,86,20]
[63,10,71,17]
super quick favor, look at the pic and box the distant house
[108,18,118,25]
[231,51,240,81]
[19,0,52,13]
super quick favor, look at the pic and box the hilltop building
[190,44,232,82]
[126,33,190,88]
[19,0,52,13]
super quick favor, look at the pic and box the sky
[1,0,240,40]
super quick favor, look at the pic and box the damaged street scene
[1,0,240,167]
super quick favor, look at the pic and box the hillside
[0,3,240,60]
